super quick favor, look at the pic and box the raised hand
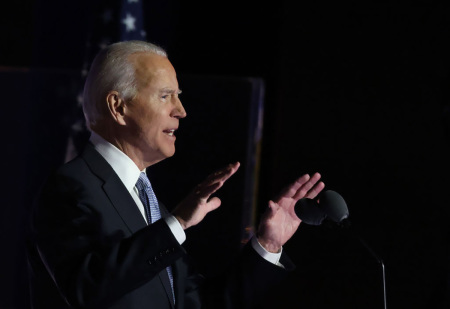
[257,173,325,253]
[173,162,240,230]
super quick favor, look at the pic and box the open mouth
[163,129,176,137]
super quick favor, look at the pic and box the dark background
[2,0,450,308]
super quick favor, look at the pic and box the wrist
[256,236,281,253]
[174,215,188,230]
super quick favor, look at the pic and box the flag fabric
[120,0,147,40]
[65,0,148,162]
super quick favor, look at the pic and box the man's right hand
[173,162,240,230]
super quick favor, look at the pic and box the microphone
[294,190,349,225]
[319,190,349,223]
[295,198,327,225]
[295,190,387,309]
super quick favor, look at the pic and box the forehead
[129,52,178,90]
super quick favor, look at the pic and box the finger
[217,161,240,183]
[194,182,222,200]
[305,181,325,199]
[276,174,310,200]
[193,162,240,202]
[206,197,222,212]
[209,162,238,179]
[292,172,322,200]
[195,162,240,197]
[265,200,279,219]
[268,200,278,212]
[204,162,240,186]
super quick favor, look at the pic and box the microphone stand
[297,192,387,309]
[333,217,386,309]
[355,234,387,309]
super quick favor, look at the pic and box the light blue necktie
[136,172,175,303]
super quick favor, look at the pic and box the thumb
[268,200,277,209]
[261,200,278,220]
[206,197,222,212]
[268,200,279,214]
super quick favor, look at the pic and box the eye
[161,95,169,100]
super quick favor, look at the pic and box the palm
[257,173,325,253]
[173,162,240,230]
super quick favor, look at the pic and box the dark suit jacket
[28,143,294,309]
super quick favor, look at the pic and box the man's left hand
[257,173,325,253]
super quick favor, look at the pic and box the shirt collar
[89,131,143,192]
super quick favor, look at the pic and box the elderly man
[28,41,324,309]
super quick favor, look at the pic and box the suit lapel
[103,181,147,233]
[82,144,177,308]
[81,143,147,234]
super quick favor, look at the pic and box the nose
[171,97,187,119]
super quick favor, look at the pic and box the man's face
[124,52,186,166]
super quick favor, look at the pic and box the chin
[145,148,175,166]
[165,150,176,158]
[161,147,176,159]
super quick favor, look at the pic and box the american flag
[65,0,147,162]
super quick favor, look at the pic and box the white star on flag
[122,13,136,32]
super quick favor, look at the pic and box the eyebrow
[160,88,182,95]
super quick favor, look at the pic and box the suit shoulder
[57,155,90,177]
[42,155,102,196]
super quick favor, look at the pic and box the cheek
[144,120,163,142]
[136,110,157,132]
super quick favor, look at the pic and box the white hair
[82,40,167,130]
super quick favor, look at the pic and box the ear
[106,91,126,126]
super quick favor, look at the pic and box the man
[28,41,325,309]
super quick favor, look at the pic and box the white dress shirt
[89,132,282,266]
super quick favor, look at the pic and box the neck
[92,125,159,170]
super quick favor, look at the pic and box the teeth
[166,129,175,136]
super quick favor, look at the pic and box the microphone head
[295,198,327,226]
[318,190,349,223]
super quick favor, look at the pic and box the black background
[2,0,450,308]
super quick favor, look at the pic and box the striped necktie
[136,172,175,303]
